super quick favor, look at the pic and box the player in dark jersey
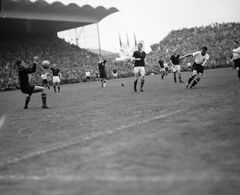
[50,64,61,92]
[16,56,50,109]
[170,51,184,83]
[98,58,107,87]
[112,68,118,79]
[132,43,148,92]
[158,56,166,79]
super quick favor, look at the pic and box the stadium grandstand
[1,1,240,91]
[147,23,240,74]
[0,0,118,91]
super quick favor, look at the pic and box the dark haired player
[50,64,61,92]
[112,68,118,79]
[180,46,210,88]
[232,41,240,80]
[16,56,49,109]
[98,58,107,87]
[170,50,184,83]
[132,43,148,92]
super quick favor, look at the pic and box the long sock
[134,80,138,91]
[41,93,47,106]
[179,75,183,82]
[24,95,31,109]
[187,75,196,85]
[238,70,240,79]
[53,85,56,92]
[190,78,200,88]
[103,80,106,87]
[140,79,145,91]
[58,85,60,92]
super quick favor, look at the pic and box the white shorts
[112,73,118,77]
[134,67,145,77]
[52,76,60,83]
[172,65,181,73]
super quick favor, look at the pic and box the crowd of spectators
[147,22,240,73]
[1,22,239,91]
[0,33,103,91]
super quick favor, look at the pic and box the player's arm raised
[233,51,240,55]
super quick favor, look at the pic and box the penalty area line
[0,172,239,182]
[0,109,187,167]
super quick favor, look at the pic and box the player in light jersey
[41,71,50,89]
[180,46,210,88]
[85,70,91,83]
[158,56,166,79]
[232,41,240,80]
[50,64,61,92]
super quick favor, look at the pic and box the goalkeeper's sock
[24,95,31,109]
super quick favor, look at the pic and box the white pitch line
[0,109,186,167]
[0,114,6,130]
[0,173,239,182]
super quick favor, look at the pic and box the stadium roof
[0,0,119,34]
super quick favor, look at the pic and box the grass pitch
[0,68,240,195]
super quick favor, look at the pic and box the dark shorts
[42,79,48,84]
[86,76,90,80]
[21,85,34,94]
[192,62,204,74]
[234,58,240,68]
[100,71,106,79]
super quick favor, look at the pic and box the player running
[180,46,210,88]
[132,43,148,92]
[50,64,61,92]
[232,40,240,80]
[16,56,50,109]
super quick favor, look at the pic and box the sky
[33,0,240,53]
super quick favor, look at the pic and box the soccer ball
[42,60,50,69]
